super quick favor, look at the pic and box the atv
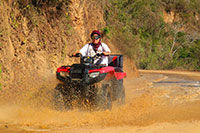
[54,53,127,110]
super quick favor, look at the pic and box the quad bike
[54,53,127,110]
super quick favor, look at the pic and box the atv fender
[114,72,127,80]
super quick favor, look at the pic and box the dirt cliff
[0,0,138,98]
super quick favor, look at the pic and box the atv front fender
[114,72,127,80]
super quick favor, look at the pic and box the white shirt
[80,43,111,66]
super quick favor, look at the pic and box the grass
[60,40,68,62]
[10,12,19,29]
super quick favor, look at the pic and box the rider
[76,30,111,66]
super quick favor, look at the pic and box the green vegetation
[104,0,200,70]
[12,0,71,29]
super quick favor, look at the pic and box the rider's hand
[73,52,77,56]
[70,52,81,57]
[73,52,79,56]
[102,52,110,56]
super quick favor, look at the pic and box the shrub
[104,0,200,70]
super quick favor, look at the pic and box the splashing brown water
[1,72,200,132]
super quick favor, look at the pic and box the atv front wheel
[119,85,125,104]
[96,84,112,110]
[116,79,126,105]
[53,84,73,110]
[53,84,65,110]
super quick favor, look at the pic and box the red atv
[54,53,127,110]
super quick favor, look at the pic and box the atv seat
[108,55,123,69]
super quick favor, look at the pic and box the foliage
[10,0,72,29]
[104,0,200,70]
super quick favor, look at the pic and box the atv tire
[119,85,125,104]
[53,84,65,110]
[116,79,125,105]
[54,84,73,110]
[96,84,112,110]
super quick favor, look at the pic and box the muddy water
[0,71,200,132]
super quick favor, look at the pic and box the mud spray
[0,72,200,132]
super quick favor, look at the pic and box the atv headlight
[89,72,100,78]
[60,71,69,77]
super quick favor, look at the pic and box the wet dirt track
[1,70,200,132]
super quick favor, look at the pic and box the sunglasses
[91,35,100,40]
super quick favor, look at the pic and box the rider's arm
[103,51,110,56]
[79,44,89,56]
[73,44,89,56]
[102,43,111,55]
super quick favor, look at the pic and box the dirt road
[1,70,200,132]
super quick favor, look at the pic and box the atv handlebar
[95,53,104,57]
[70,52,108,58]
[69,52,109,65]
[69,53,82,58]
[95,52,109,57]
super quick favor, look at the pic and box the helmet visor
[91,35,100,40]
